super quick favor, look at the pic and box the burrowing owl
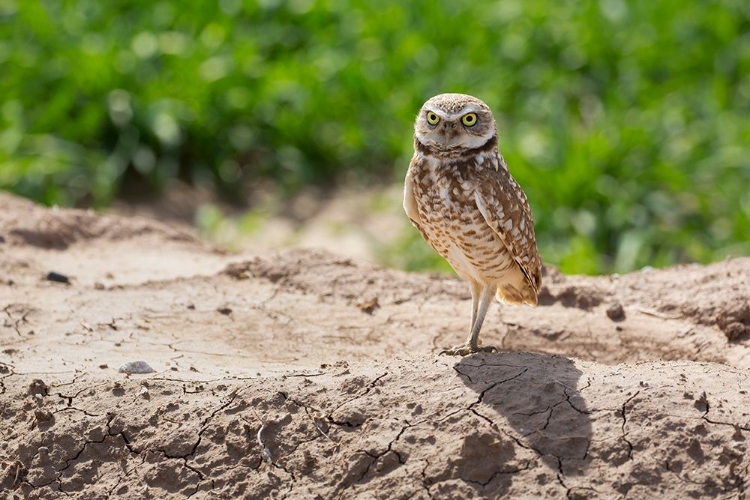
[404,93,542,356]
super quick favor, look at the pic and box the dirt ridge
[0,191,749,499]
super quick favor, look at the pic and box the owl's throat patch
[414,134,498,159]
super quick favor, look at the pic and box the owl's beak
[442,122,458,142]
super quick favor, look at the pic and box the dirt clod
[606,302,626,321]
[28,379,48,397]
[717,302,750,341]
[33,409,53,424]
[356,297,379,314]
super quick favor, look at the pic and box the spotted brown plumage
[403,93,542,356]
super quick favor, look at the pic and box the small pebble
[606,302,626,321]
[46,271,70,284]
[118,361,155,374]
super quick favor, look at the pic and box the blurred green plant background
[1,0,749,274]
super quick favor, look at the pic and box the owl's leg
[468,284,496,350]
[440,284,497,356]
[468,280,481,333]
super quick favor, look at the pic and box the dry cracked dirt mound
[0,191,749,499]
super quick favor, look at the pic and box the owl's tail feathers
[495,261,539,306]
[496,286,538,306]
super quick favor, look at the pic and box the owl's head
[414,93,496,152]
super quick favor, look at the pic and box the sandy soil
[1,191,749,499]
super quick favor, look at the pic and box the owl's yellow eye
[462,113,477,127]
[426,111,440,125]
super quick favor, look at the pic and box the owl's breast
[411,159,516,283]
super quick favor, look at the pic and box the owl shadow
[453,352,591,477]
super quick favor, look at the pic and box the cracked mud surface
[1,191,749,499]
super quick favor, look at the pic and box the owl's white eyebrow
[425,108,448,119]
[458,105,480,114]
[428,106,480,120]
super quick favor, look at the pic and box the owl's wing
[473,167,542,294]
[403,162,430,242]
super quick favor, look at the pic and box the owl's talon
[439,344,497,356]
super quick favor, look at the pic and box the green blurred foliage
[1,0,749,274]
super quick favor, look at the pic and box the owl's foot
[439,343,497,356]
